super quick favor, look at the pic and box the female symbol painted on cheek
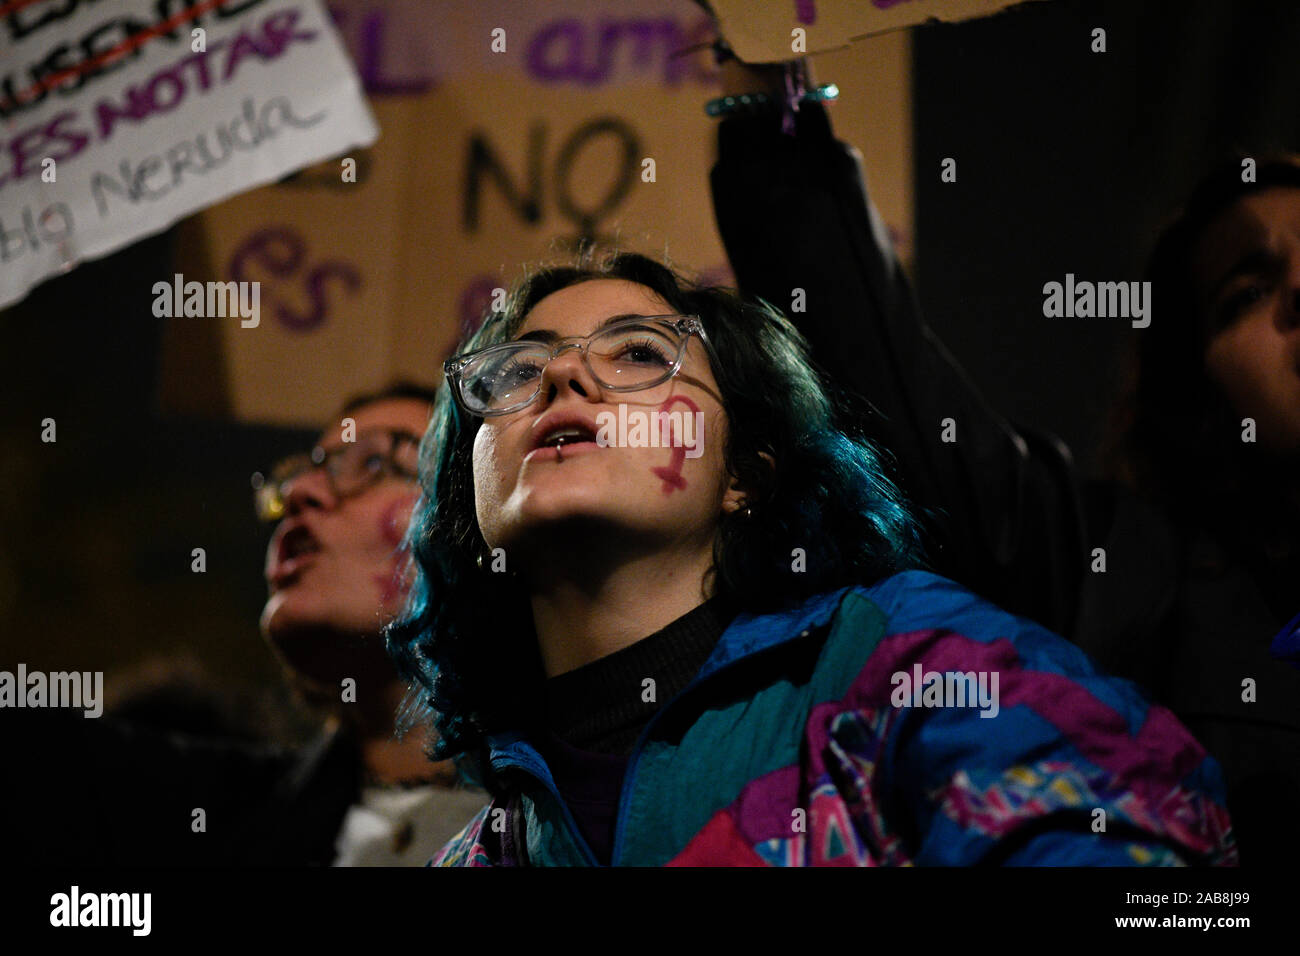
[651,395,701,494]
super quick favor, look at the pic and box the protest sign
[158,0,912,426]
[0,0,378,310]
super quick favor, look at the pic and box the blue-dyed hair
[387,251,924,778]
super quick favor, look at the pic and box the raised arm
[709,58,1086,635]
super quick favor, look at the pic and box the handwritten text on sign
[0,0,377,309]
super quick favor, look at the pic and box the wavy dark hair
[1102,154,1300,534]
[387,250,924,774]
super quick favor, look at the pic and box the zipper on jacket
[493,587,849,866]
[492,741,601,867]
[495,624,817,866]
[609,623,819,866]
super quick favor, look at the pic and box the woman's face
[471,279,740,562]
[1194,186,1300,455]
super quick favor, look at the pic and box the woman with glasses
[253,384,489,865]
[388,250,1235,866]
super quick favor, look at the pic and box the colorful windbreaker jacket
[430,571,1237,866]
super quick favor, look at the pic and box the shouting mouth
[527,413,601,462]
[271,522,321,585]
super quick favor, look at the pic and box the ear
[721,451,775,515]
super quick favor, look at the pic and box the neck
[527,534,715,678]
[318,665,456,788]
[276,621,459,787]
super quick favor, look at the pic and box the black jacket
[4,707,358,866]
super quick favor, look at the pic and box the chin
[261,589,328,643]
[502,504,621,552]
[508,481,609,523]
[259,593,288,640]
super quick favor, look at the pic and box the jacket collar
[693,585,851,682]
[484,585,853,767]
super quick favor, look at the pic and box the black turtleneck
[538,597,732,864]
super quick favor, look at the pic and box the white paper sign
[0,0,378,309]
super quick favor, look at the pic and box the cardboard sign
[0,0,377,309]
[159,0,913,426]
[709,0,1046,62]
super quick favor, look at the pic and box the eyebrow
[513,313,662,344]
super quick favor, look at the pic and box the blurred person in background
[1086,159,1300,862]
[255,382,487,865]
[3,383,485,866]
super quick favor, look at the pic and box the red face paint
[651,395,700,494]
[374,496,416,606]
[379,497,410,548]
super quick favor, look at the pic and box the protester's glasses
[252,429,420,522]
[443,314,710,417]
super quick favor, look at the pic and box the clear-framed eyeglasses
[251,429,420,522]
[443,314,711,418]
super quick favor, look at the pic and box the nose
[537,341,601,406]
[282,465,337,514]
